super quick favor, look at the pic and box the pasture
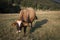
[0,10,60,40]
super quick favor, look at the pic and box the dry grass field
[0,10,60,40]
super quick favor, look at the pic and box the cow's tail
[34,12,38,20]
[35,16,38,20]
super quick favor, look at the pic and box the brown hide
[19,7,36,23]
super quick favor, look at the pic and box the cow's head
[12,19,22,27]
[12,19,29,28]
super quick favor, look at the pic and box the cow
[12,7,38,35]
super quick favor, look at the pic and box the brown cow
[19,7,37,26]
[12,7,37,35]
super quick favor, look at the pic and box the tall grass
[0,11,60,40]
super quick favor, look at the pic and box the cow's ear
[11,22,17,26]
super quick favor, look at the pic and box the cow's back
[19,9,28,22]
[27,8,36,22]
[23,9,29,22]
[19,7,36,23]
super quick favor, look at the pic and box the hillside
[21,0,60,10]
[0,0,60,13]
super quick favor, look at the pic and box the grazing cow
[12,7,38,35]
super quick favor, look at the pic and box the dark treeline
[20,0,60,10]
[0,0,60,13]
[0,0,21,13]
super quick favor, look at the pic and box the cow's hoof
[16,30,21,33]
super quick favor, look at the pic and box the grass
[0,10,60,40]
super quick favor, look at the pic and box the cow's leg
[31,23,32,28]
[24,26,27,36]
[29,23,32,32]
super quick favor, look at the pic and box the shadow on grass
[30,19,48,33]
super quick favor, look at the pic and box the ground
[0,10,60,40]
